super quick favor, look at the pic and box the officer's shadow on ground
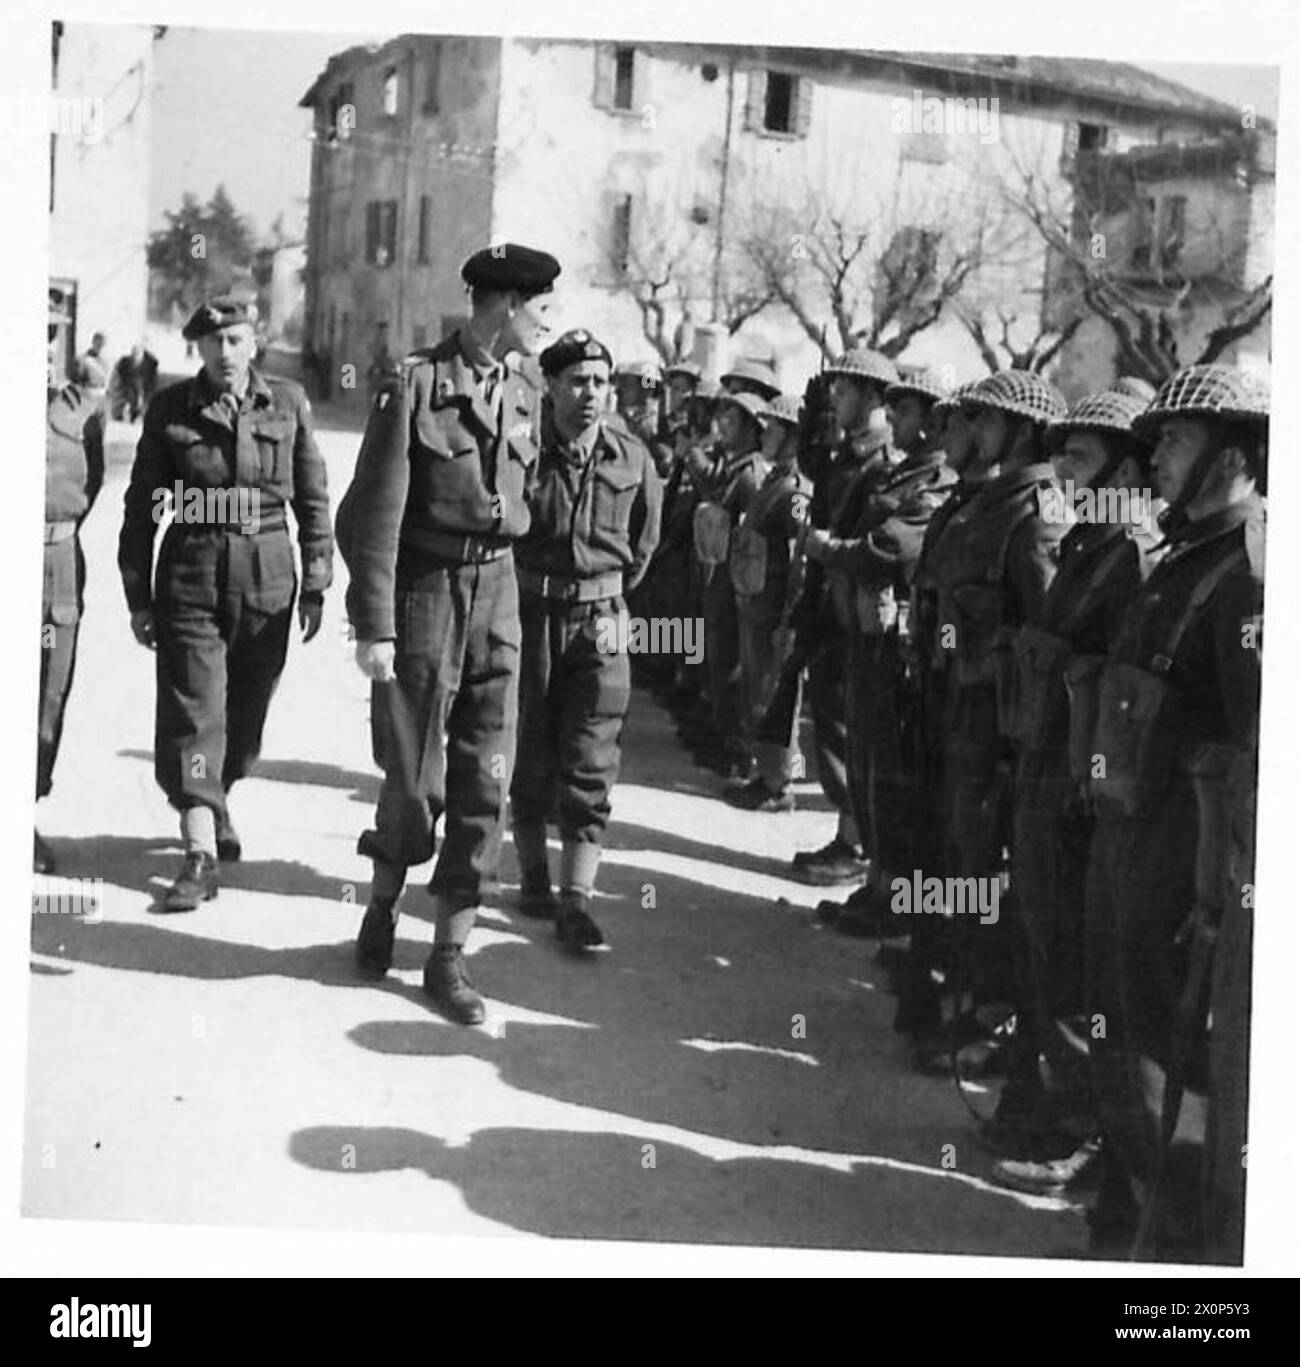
[117,750,380,805]
[351,855,998,1170]
[30,833,436,1004]
[288,1123,1078,1256]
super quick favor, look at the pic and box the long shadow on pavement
[288,1124,1083,1257]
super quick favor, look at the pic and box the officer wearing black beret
[118,295,333,908]
[509,329,661,951]
[338,242,560,1022]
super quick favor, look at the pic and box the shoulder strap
[1058,535,1132,635]
[984,476,1051,584]
[1149,543,1247,674]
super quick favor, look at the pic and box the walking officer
[37,329,105,873]
[337,244,559,1024]
[510,329,662,950]
[118,296,332,909]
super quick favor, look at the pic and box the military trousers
[153,526,296,814]
[510,593,631,845]
[1008,745,1094,1123]
[806,630,851,818]
[701,563,741,742]
[37,536,85,799]
[849,629,924,880]
[363,549,520,906]
[1086,786,1203,1251]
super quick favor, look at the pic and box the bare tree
[953,301,1086,373]
[1000,138,1272,385]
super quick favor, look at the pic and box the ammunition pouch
[729,523,767,597]
[693,501,731,568]
[1089,661,1183,814]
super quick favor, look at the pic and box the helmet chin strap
[1158,439,1224,535]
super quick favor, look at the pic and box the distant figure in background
[111,344,159,422]
[38,335,105,872]
[74,332,110,392]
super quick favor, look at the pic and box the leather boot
[422,944,486,1025]
[163,851,219,912]
[556,842,605,952]
[513,820,556,918]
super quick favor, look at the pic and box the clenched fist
[355,639,396,682]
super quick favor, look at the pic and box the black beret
[540,328,612,378]
[461,243,561,296]
[182,296,258,341]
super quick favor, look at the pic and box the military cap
[539,328,612,377]
[720,356,781,400]
[1132,363,1270,437]
[182,295,258,340]
[760,392,803,427]
[665,360,703,384]
[886,368,952,405]
[1050,388,1152,440]
[824,348,899,389]
[461,242,561,296]
[716,390,770,422]
[963,370,1069,425]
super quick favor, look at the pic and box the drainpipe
[711,56,736,325]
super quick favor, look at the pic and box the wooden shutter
[743,70,767,131]
[382,200,398,266]
[593,43,614,110]
[365,201,379,263]
[793,77,813,137]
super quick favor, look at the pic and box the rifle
[1130,742,1235,1260]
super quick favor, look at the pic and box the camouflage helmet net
[964,369,1069,425]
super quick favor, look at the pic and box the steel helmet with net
[824,347,900,389]
[886,368,953,405]
[963,369,1069,425]
[1132,363,1270,438]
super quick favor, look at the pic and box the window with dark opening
[417,195,431,264]
[1077,122,1108,152]
[424,45,442,114]
[612,194,633,275]
[764,72,795,132]
[613,48,636,110]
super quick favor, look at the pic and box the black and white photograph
[4,0,1298,1291]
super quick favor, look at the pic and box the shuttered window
[594,44,643,115]
[743,70,812,137]
[365,200,398,267]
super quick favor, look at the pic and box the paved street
[24,413,1087,1257]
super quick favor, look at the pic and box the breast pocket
[591,464,639,536]
[162,424,224,485]
[251,415,295,484]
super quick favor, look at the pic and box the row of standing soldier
[40,252,1263,1263]
[626,350,1265,1264]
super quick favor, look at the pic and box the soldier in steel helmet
[1083,364,1266,1260]
[787,347,900,886]
[986,387,1160,1199]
